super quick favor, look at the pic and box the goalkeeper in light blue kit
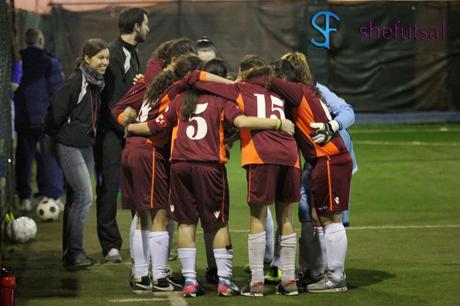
[264,83,358,286]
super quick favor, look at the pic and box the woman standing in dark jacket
[45,38,109,269]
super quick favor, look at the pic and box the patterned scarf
[79,62,105,92]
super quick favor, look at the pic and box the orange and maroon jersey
[188,72,300,168]
[147,93,244,163]
[111,58,165,125]
[269,77,348,161]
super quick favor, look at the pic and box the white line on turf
[168,292,187,306]
[108,297,169,303]
[220,224,460,233]
[353,140,460,146]
[351,127,460,134]
[109,292,187,305]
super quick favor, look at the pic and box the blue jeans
[57,143,94,260]
[15,128,64,199]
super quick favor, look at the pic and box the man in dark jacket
[14,28,64,212]
[95,7,149,263]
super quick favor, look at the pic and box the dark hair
[239,54,265,73]
[271,59,297,82]
[151,39,175,63]
[280,52,322,98]
[169,38,196,60]
[196,36,216,51]
[202,58,227,78]
[145,54,202,107]
[75,38,108,67]
[182,57,227,118]
[118,8,148,35]
[25,28,43,46]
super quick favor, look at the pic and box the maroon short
[169,161,229,231]
[310,152,352,214]
[246,164,301,205]
[120,143,169,212]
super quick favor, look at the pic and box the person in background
[14,28,64,212]
[44,38,109,269]
[95,7,149,263]
[196,36,217,63]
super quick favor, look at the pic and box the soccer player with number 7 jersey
[125,58,296,297]
[183,55,302,296]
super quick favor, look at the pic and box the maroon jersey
[147,93,243,163]
[187,71,300,168]
[144,58,164,85]
[269,78,348,160]
[111,58,165,125]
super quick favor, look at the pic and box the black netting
[0,0,13,228]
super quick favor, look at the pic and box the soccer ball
[36,198,61,222]
[6,216,37,243]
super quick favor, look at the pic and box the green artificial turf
[3,124,460,306]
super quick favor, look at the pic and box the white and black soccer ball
[36,198,61,222]
[6,216,37,243]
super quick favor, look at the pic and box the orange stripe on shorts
[247,165,252,204]
[326,156,333,211]
[221,167,225,222]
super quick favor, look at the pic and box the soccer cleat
[217,279,240,296]
[168,249,178,261]
[205,267,219,284]
[152,276,183,292]
[240,281,264,297]
[183,279,205,297]
[130,275,152,294]
[297,271,324,292]
[104,248,122,263]
[275,280,299,296]
[307,273,348,293]
[264,266,282,284]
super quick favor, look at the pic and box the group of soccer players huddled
[115,35,356,298]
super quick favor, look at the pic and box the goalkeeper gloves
[310,120,340,146]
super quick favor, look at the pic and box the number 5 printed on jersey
[186,103,208,140]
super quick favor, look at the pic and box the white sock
[311,226,326,278]
[271,231,281,268]
[324,222,347,279]
[132,226,149,277]
[204,231,216,269]
[214,248,233,279]
[178,248,197,279]
[299,222,314,273]
[167,218,176,256]
[129,215,137,261]
[149,231,169,281]
[264,208,275,264]
[248,231,266,284]
[280,233,296,282]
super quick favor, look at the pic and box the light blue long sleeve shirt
[316,83,358,174]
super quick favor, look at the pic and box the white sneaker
[21,199,32,212]
[307,272,347,293]
[104,248,122,263]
